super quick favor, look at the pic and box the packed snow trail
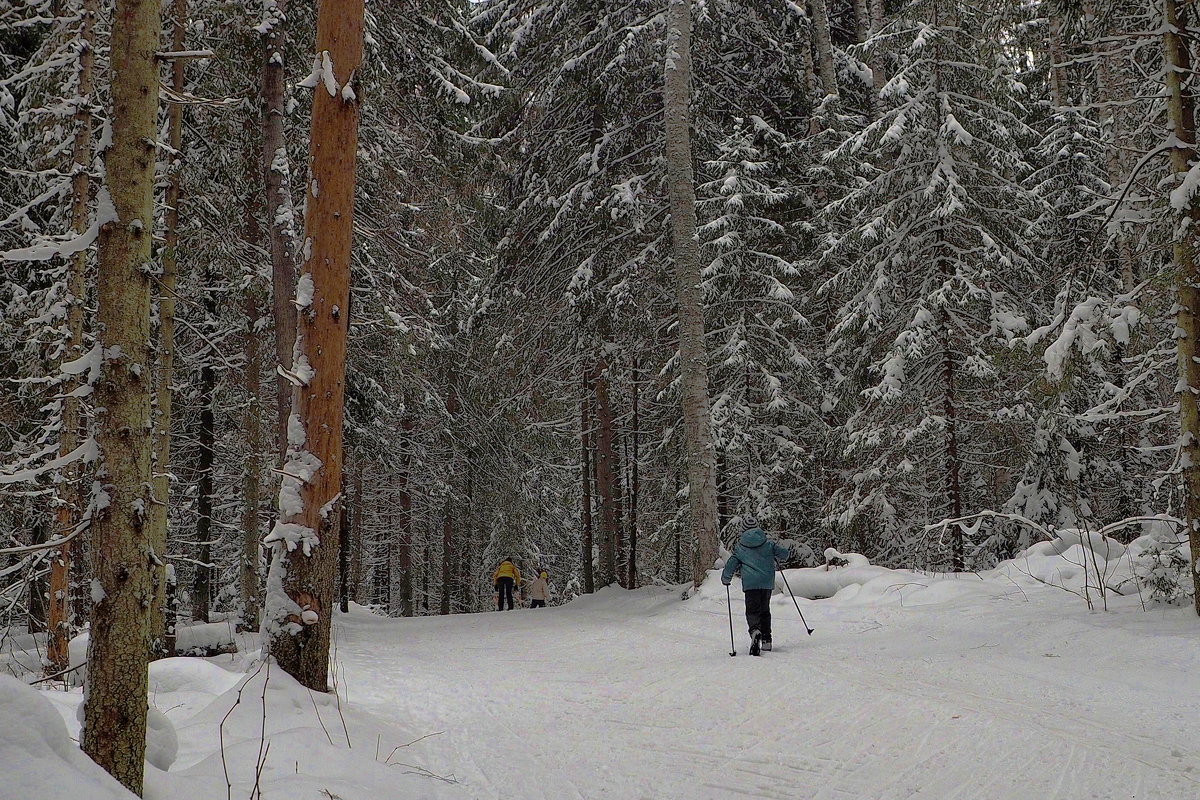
[335,584,1200,800]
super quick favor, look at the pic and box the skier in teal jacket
[721,515,791,654]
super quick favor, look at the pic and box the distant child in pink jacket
[527,571,551,608]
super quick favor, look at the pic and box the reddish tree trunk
[266,0,364,691]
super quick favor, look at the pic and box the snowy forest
[2,1,1200,798]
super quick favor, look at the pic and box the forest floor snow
[4,568,1200,800]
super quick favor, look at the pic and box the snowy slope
[6,563,1199,800]
[337,579,1199,800]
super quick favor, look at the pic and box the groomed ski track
[336,585,1200,800]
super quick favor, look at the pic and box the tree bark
[440,503,453,615]
[338,498,350,613]
[628,357,639,588]
[241,281,263,630]
[592,359,618,586]
[80,0,160,790]
[148,0,187,657]
[665,0,719,587]
[28,516,47,633]
[47,0,98,676]
[1162,0,1200,616]
[810,0,839,98]
[393,420,414,616]
[265,0,364,691]
[1047,7,1068,110]
[261,0,299,456]
[580,368,595,593]
[193,300,216,622]
[942,315,964,570]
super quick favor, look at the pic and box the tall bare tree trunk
[80,0,161,789]
[148,0,188,658]
[810,0,839,98]
[665,0,719,587]
[1163,0,1200,615]
[1085,0,1137,291]
[592,359,618,586]
[261,0,298,455]
[628,357,639,588]
[242,281,263,629]
[192,276,217,623]
[440,503,453,615]
[240,148,264,631]
[264,0,364,689]
[392,421,414,616]
[942,316,964,570]
[28,517,47,632]
[47,0,98,675]
[580,369,595,593]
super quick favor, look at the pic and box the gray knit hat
[740,514,759,531]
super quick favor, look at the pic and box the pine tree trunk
[47,0,98,676]
[28,517,47,633]
[1047,8,1068,109]
[628,357,639,588]
[810,0,839,98]
[338,500,350,613]
[1162,0,1200,616]
[580,369,595,593]
[1085,0,1137,290]
[941,316,964,570]
[241,281,263,630]
[261,0,298,456]
[440,503,453,615]
[393,422,414,616]
[265,0,364,691]
[665,0,719,587]
[193,314,216,622]
[148,0,187,658]
[422,540,431,614]
[80,0,160,789]
[592,359,618,586]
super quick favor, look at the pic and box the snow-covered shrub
[1130,530,1193,606]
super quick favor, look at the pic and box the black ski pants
[496,577,515,610]
[744,588,772,641]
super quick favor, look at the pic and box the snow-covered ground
[4,550,1199,800]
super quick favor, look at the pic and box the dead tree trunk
[264,0,364,690]
[1163,0,1200,615]
[80,0,160,790]
[665,0,719,586]
[47,0,98,676]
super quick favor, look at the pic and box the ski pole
[778,569,814,635]
[726,583,736,656]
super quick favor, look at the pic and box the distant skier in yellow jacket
[492,558,521,611]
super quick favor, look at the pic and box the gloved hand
[722,579,731,586]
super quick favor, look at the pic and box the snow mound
[0,675,136,800]
[989,528,1148,597]
[175,620,238,654]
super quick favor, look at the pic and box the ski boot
[749,629,762,657]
